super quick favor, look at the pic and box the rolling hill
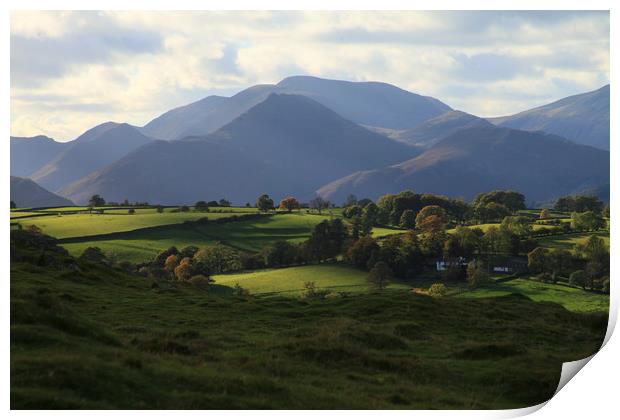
[10,176,73,208]
[489,85,610,150]
[10,135,69,177]
[317,125,610,205]
[368,110,493,148]
[31,122,155,192]
[141,76,452,140]
[61,94,421,204]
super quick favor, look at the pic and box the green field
[16,210,250,239]
[460,278,609,313]
[49,212,398,263]
[537,231,610,251]
[213,263,409,296]
[10,260,606,409]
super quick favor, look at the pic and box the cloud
[11,12,162,86]
[9,10,610,140]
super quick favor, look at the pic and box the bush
[428,283,448,297]
[300,281,327,299]
[79,247,108,265]
[368,261,392,290]
[188,274,213,289]
[128,208,136,214]
[232,283,250,297]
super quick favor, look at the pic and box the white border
[2,1,616,419]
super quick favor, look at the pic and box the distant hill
[489,85,610,150]
[10,176,73,208]
[368,110,493,148]
[61,94,421,204]
[31,122,155,192]
[317,125,610,205]
[10,135,69,177]
[141,76,452,140]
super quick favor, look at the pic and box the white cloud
[10,10,610,140]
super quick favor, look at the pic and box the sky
[10,10,610,141]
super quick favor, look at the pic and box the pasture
[537,231,610,251]
[461,278,609,313]
[10,259,607,409]
[213,263,410,296]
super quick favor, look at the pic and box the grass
[59,213,338,262]
[10,260,607,409]
[16,210,250,239]
[213,263,410,296]
[537,231,610,251]
[460,278,609,313]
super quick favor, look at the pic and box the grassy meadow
[10,260,607,409]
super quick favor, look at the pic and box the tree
[571,211,605,230]
[79,247,108,265]
[180,205,190,212]
[361,203,380,236]
[368,261,392,290]
[473,190,525,212]
[415,205,447,232]
[156,205,164,213]
[174,257,193,281]
[399,209,416,229]
[88,194,106,207]
[539,209,551,219]
[344,194,358,207]
[305,219,348,262]
[428,283,448,297]
[569,270,587,290]
[500,216,532,237]
[256,194,274,212]
[10,200,16,209]
[547,249,573,282]
[278,196,300,212]
[263,240,298,267]
[603,204,610,219]
[345,236,380,269]
[164,254,180,273]
[218,198,231,207]
[475,202,511,222]
[309,196,329,214]
[527,247,550,275]
[342,205,363,219]
[128,208,136,214]
[194,244,242,275]
[467,260,489,289]
[195,201,209,212]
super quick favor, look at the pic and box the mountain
[141,76,452,140]
[10,176,73,208]
[367,110,493,148]
[10,135,69,177]
[489,85,610,150]
[61,94,422,204]
[317,126,609,204]
[31,122,155,192]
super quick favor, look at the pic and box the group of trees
[527,235,609,292]
[554,195,603,213]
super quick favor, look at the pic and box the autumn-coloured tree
[278,196,300,212]
[174,257,193,281]
[539,208,551,219]
[164,254,180,273]
[417,214,444,234]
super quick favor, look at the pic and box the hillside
[369,110,493,148]
[31,123,155,192]
[10,176,73,208]
[11,256,606,409]
[489,85,610,150]
[317,126,610,204]
[62,94,421,204]
[141,76,452,140]
[10,135,69,177]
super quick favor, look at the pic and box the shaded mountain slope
[317,126,609,204]
[489,85,610,150]
[10,176,73,208]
